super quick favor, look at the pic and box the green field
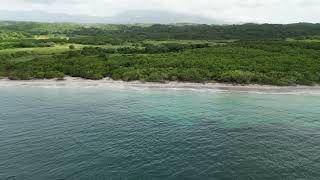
[0,43,135,59]
[0,44,81,55]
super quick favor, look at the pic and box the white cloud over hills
[0,0,319,24]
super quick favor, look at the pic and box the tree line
[1,41,320,86]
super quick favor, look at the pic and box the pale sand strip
[0,77,320,94]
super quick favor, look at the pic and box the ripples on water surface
[0,87,320,180]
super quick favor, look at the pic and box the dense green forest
[1,21,320,85]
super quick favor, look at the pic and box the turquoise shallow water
[0,87,320,180]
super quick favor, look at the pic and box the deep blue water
[0,87,320,180]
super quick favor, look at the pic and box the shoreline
[0,77,320,94]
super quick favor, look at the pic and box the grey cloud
[235,0,265,8]
[21,0,60,4]
[20,0,80,5]
[298,0,320,7]
[1,0,319,23]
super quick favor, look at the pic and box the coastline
[0,77,320,94]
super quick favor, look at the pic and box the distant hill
[0,10,225,25]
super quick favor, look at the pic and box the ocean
[1,86,319,180]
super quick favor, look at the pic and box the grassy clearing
[286,38,320,43]
[11,55,38,62]
[300,40,320,43]
[144,40,236,46]
[144,40,214,45]
[0,44,86,55]
[33,35,68,40]
[0,43,135,54]
[0,42,137,57]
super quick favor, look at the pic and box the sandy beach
[0,77,320,94]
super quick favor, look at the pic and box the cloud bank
[1,0,319,23]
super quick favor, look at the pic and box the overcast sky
[1,0,319,23]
